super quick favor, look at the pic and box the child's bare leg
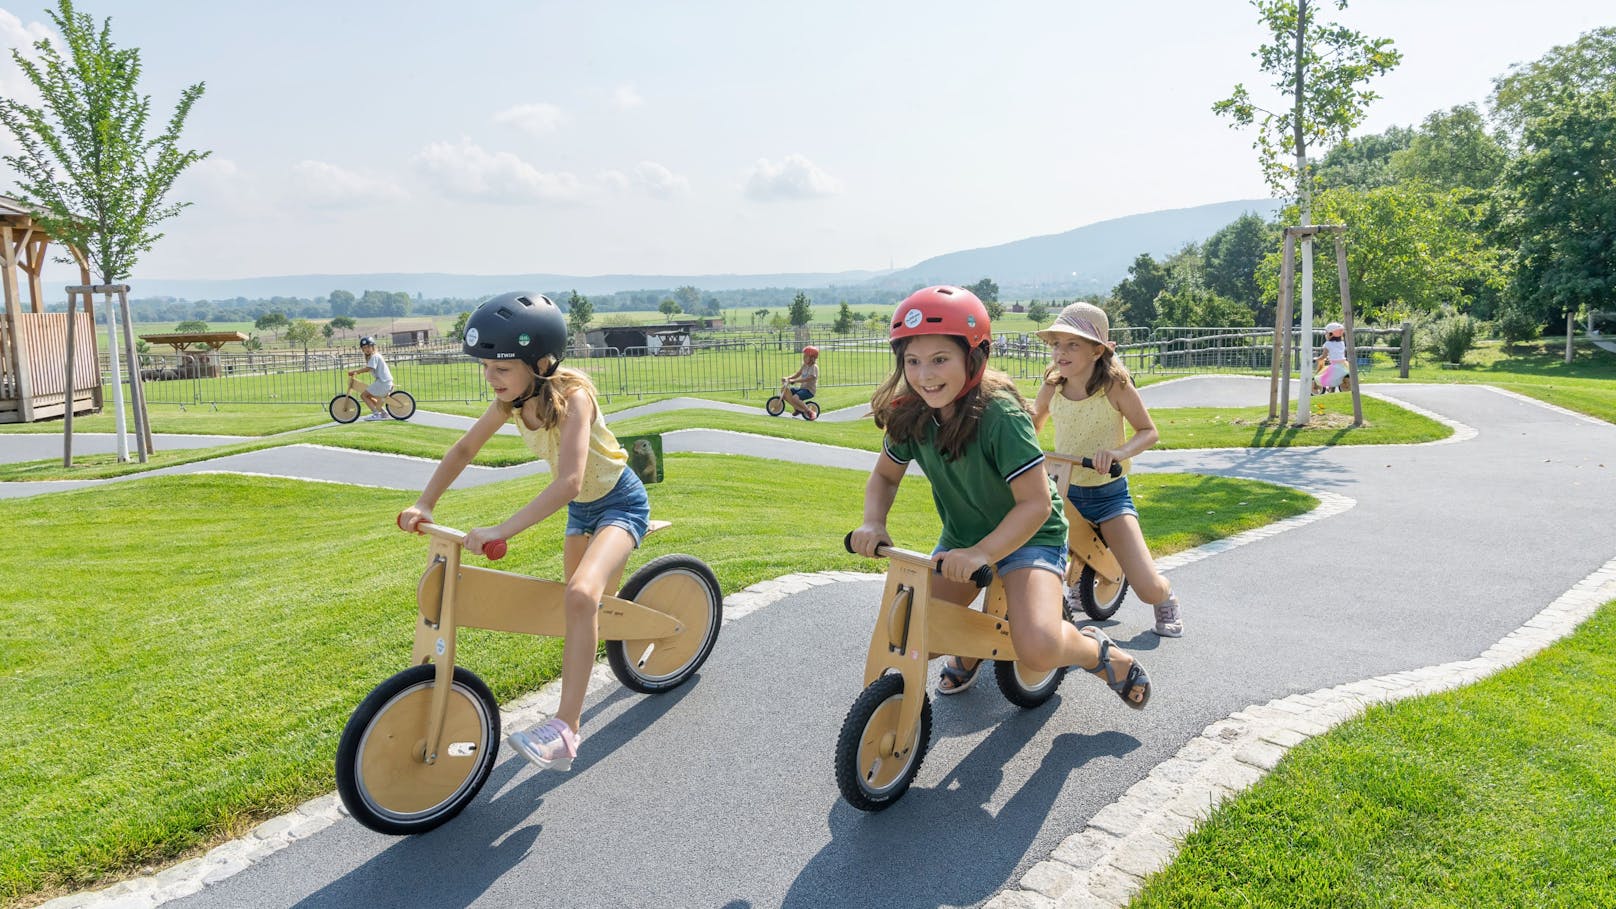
[1099,514,1169,604]
[783,389,803,415]
[1003,568,1149,705]
[557,528,636,732]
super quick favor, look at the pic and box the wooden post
[1,224,34,422]
[63,292,77,466]
[1565,310,1575,364]
[1334,234,1364,427]
[1398,321,1413,378]
[1277,232,1296,424]
[1268,235,1292,421]
[112,285,153,460]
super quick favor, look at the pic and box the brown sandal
[936,656,983,695]
[1080,627,1151,709]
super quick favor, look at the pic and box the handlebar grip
[397,512,415,532]
[482,539,507,561]
[969,565,994,589]
[1080,457,1123,478]
[844,531,892,559]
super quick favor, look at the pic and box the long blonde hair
[497,360,597,429]
[872,337,1030,461]
[1043,343,1131,398]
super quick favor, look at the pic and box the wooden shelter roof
[138,331,250,351]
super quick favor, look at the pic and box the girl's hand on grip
[937,547,987,584]
[397,506,431,533]
[849,524,890,558]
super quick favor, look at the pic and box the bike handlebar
[397,514,506,560]
[843,532,992,589]
[1080,457,1124,479]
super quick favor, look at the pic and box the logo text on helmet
[903,309,923,329]
[465,327,479,346]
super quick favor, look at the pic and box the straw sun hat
[1037,302,1112,347]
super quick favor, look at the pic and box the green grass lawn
[0,461,1312,903]
[1134,598,1616,909]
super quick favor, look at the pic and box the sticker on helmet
[517,333,531,347]
[966,315,976,328]
[465,327,479,346]
[903,308,923,329]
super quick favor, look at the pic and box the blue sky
[2,0,1611,285]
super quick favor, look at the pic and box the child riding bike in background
[1032,302,1185,638]
[777,345,819,418]
[397,292,652,773]
[349,336,393,421]
[849,286,1152,708]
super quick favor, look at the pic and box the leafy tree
[1153,285,1255,328]
[329,289,356,317]
[1025,301,1050,325]
[566,290,594,334]
[658,299,681,317]
[1499,87,1616,330]
[449,311,471,341]
[174,319,207,332]
[1203,212,1278,322]
[328,315,356,337]
[673,285,702,313]
[983,298,1006,320]
[285,319,320,366]
[832,301,854,334]
[254,311,289,339]
[1496,305,1542,347]
[1213,0,1401,206]
[1109,254,1169,327]
[1313,125,1413,191]
[965,277,999,304]
[1389,105,1508,193]
[1420,310,1480,365]
[1490,26,1616,136]
[788,292,812,327]
[0,0,209,287]
[752,308,769,327]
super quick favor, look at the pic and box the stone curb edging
[983,555,1616,909]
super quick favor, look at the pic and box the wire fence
[108,324,1412,407]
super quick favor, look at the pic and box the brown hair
[872,337,1031,461]
[496,360,597,429]
[1042,341,1131,398]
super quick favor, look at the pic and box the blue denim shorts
[565,469,650,546]
[1066,475,1139,525]
[791,387,814,401]
[933,543,1068,579]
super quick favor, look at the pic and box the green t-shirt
[883,394,1068,552]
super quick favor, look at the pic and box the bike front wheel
[329,394,361,424]
[835,672,931,812]
[335,665,500,835]
[764,396,786,416]
[385,389,416,420]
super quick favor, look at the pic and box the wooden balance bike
[329,373,416,423]
[764,378,820,420]
[1044,453,1131,620]
[335,520,722,834]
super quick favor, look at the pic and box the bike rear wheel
[1077,564,1130,621]
[386,389,416,420]
[329,394,361,423]
[605,554,723,693]
[804,401,821,420]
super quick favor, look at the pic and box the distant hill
[870,198,1281,295]
[133,198,1279,301]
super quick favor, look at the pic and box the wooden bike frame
[1043,453,1125,591]
[407,522,686,765]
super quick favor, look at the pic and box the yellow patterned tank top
[514,396,629,502]
[1050,386,1131,487]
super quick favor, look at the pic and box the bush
[1496,306,1541,346]
[1421,312,1480,364]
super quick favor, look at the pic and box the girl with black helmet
[848,286,1152,709]
[398,291,652,771]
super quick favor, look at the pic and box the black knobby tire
[994,657,1066,709]
[335,665,500,835]
[1078,563,1130,621]
[329,394,361,423]
[386,390,416,420]
[605,554,723,694]
[835,673,932,812]
[765,396,786,416]
[804,402,821,420]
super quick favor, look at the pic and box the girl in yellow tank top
[399,293,650,773]
[1030,302,1185,638]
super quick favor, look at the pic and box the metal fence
[107,324,1412,406]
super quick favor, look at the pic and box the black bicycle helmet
[359,336,375,346]
[462,292,568,376]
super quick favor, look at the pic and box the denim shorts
[565,469,651,546]
[933,543,1068,579]
[791,387,814,401]
[1066,475,1138,525]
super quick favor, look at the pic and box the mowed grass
[1134,599,1616,909]
[0,460,1312,903]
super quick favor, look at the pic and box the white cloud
[633,161,690,198]
[413,139,589,204]
[492,102,565,136]
[0,9,59,153]
[744,154,843,201]
[612,84,644,110]
[290,160,408,208]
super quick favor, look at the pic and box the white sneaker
[507,718,580,771]
[363,411,387,421]
[1153,594,1183,637]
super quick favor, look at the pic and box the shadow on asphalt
[290,681,693,909]
[780,703,1138,909]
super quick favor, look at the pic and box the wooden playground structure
[0,195,101,424]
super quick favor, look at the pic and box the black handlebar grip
[843,531,856,554]
[969,565,994,589]
[1080,457,1123,478]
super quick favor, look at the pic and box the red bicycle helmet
[889,285,993,401]
[802,345,819,357]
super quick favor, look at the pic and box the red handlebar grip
[483,539,507,561]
